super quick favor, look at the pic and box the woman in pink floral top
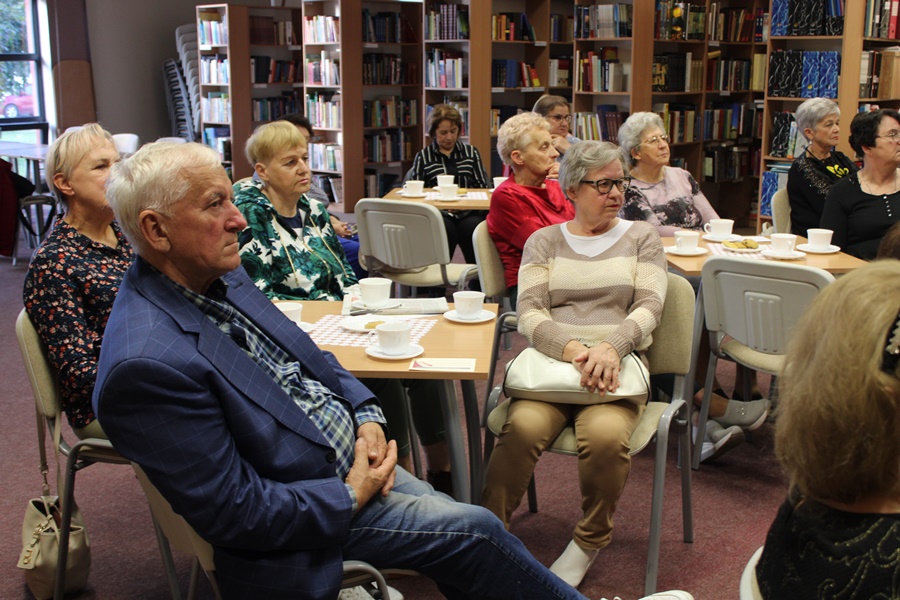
[23,124,133,439]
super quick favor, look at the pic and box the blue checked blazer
[94,257,378,600]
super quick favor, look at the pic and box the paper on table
[408,358,476,372]
[341,286,449,315]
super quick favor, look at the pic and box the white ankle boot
[549,539,599,588]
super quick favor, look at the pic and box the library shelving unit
[755,0,865,233]
[360,0,425,197]
[197,3,303,181]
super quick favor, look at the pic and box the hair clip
[882,310,900,374]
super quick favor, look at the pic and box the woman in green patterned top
[234,121,454,494]
[235,121,354,300]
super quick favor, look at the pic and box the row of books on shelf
[251,94,301,123]
[707,6,763,42]
[306,52,340,86]
[249,16,296,46]
[706,54,753,93]
[201,55,229,85]
[652,53,703,93]
[575,4,632,39]
[364,131,414,163]
[364,172,400,199]
[574,106,628,144]
[866,0,900,38]
[363,98,418,128]
[760,165,791,217]
[768,50,839,99]
[311,174,343,205]
[574,49,625,94]
[425,50,465,89]
[548,58,572,88]
[363,9,415,44]
[307,92,340,129]
[704,102,761,141]
[490,105,524,137]
[426,100,469,137]
[550,13,574,42]
[492,60,540,89]
[304,15,339,44]
[250,56,300,85]
[201,92,230,123]
[654,103,700,143]
[203,127,232,162]
[861,49,900,99]
[308,142,343,172]
[198,13,228,46]
[655,2,704,41]
[424,4,469,41]
[491,12,536,41]
[362,54,416,86]
[770,0,844,37]
[703,144,751,183]
[769,112,809,159]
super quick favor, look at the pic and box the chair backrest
[355,198,451,271]
[15,309,63,423]
[112,133,140,156]
[132,463,216,572]
[701,256,834,355]
[472,220,507,299]
[739,546,764,600]
[771,188,791,234]
[646,273,695,376]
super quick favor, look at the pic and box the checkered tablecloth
[425,191,489,200]
[308,314,439,347]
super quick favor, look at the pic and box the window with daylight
[0,0,48,143]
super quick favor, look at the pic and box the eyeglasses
[547,114,572,123]
[877,130,900,142]
[581,177,631,195]
[641,134,670,146]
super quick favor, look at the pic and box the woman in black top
[786,98,857,237]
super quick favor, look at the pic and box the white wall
[84,0,268,143]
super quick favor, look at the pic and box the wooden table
[298,300,499,503]
[383,187,492,211]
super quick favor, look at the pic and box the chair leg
[53,444,88,600]
[527,474,538,513]
[149,512,183,600]
[402,388,424,479]
[691,352,719,470]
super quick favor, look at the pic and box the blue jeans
[343,468,588,600]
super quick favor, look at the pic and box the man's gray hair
[558,140,628,199]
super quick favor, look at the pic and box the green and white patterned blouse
[234,179,357,301]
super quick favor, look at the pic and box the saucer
[296,321,315,333]
[796,243,840,254]
[400,190,426,198]
[664,246,708,257]
[435,196,461,202]
[702,233,742,243]
[350,300,400,311]
[721,245,762,254]
[340,315,400,333]
[443,309,495,324]
[365,343,424,360]
[761,248,807,260]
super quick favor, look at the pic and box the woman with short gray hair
[617,112,718,236]
[787,98,856,236]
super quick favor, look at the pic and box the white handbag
[503,347,650,405]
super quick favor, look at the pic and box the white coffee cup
[806,228,834,250]
[359,277,392,308]
[453,291,485,320]
[436,174,454,187]
[770,233,797,255]
[493,176,507,189]
[439,183,458,199]
[375,321,411,355]
[703,218,734,239]
[674,230,700,252]
[275,302,303,324]
[403,180,424,196]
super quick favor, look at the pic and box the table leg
[460,380,483,504]
[438,379,470,503]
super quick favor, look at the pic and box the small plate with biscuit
[721,239,762,253]
[340,315,408,333]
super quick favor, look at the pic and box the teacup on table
[359,277,393,308]
[403,180,425,196]
[674,230,700,252]
[375,321,411,356]
[275,302,303,324]
[438,183,459,199]
[493,176,507,189]
[806,228,834,250]
[436,174,454,187]
[453,291,485,320]
[703,218,734,239]
[770,233,797,255]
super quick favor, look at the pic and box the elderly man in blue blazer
[91,141,590,600]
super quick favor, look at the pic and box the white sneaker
[550,539,599,588]
[339,585,404,600]
[601,591,694,600]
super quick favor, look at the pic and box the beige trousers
[481,398,642,550]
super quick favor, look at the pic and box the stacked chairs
[175,24,202,142]
[163,59,193,141]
